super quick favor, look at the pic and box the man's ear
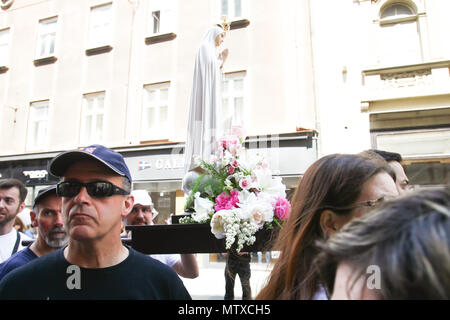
[320,209,338,237]
[30,210,38,228]
[17,202,25,214]
[122,195,134,218]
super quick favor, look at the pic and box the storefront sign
[126,153,186,181]
[0,159,58,185]
[137,158,184,172]
[23,170,48,179]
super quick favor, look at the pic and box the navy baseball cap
[33,185,57,209]
[48,144,132,184]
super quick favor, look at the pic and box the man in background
[0,185,67,280]
[0,179,32,263]
[369,149,410,195]
[124,189,199,279]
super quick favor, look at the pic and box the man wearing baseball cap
[0,145,191,299]
[124,190,199,279]
[125,190,158,226]
[0,185,67,281]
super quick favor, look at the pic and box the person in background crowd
[124,189,199,279]
[315,187,449,300]
[363,149,410,195]
[0,179,33,263]
[224,251,252,300]
[256,153,398,300]
[13,217,25,233]
[0,185,68,280]
[0,145,191,299]
[17,208,38,239]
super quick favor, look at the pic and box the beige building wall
[0,0,316,157]
[0,0,448,190]
[309,0,450,158]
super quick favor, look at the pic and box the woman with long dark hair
[256,153,398,300]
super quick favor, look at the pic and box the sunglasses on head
[56,181,129,198]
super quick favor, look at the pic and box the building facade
[0,0,448,221]
[309,0,449,190]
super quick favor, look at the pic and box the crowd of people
[0,143,448,300]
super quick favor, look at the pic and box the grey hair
[122,177,132,194]
[315,187,450,300]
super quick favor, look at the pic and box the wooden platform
[125,223,279,254]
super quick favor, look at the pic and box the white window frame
[222,71,246,129]
[36,17,58,59]
[141,82,171,140]
[0,28,10,67]
[147,0,176,36]
[380,3,416,25]
[26,100,50,151]
[219,0,247,21]
[80,92,106,145]
[88,3,113,49]
[376,2,422,66]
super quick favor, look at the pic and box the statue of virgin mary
[183,26,229,176]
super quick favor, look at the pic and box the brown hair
[315,187,450,299]
[14,216,26,233]
[0,178,28,203]
[256,154,393,300]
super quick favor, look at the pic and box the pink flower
[231,159,239,168]
[221,136,239,151]
[227,166,235,174]
[274,197,291,220]
[214,190,240,211]
[239,178,250,190]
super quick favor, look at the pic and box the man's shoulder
[127,248,181,279]
[126,247,191,299]
[0,248,64,284]
[0,249,69,300]
[129,247,171,269]
[0,247,38,281]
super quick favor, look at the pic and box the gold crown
[220,15,231,32]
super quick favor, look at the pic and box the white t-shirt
[0,228,33,263]
[150,254,181,268]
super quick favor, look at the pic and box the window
[221,0,244,20]
[0,28,10,67]
[374,129,450,158]
[142,83,170,139]
[26,101,49,150]
[222,72,246,129]
[88,3,112,48]
[152,11,160,34]
[381,3,414,19]
[378,3,421,65]
[36,17,57,58]
[148,0,175,35]
[81,92,105,145]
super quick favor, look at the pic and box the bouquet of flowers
[181,127,291,252]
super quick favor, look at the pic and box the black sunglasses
[57,181,129,198]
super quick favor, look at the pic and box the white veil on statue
[184,26,226,174]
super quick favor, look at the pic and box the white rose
[210,210,233,239]
[239,193,273,228]
[192,192,214,223]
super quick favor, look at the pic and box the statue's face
[215,32,225,47]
